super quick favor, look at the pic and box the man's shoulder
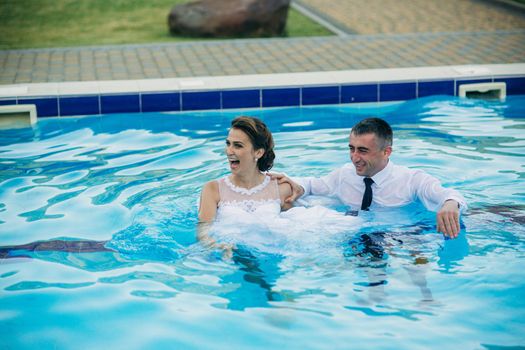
[390,161,418,173]
[389,162,432,179]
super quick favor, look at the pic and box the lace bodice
[216,175,281,219]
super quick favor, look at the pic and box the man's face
[349,132,391,177]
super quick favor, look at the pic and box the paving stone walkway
[1,0,524,85]
[296,0,525,34]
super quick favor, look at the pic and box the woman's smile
[229,159,240,170]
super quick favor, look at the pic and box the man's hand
[437,200,461,239]
[269,173,304,203]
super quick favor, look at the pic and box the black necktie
[361,177,374,210]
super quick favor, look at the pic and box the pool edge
[0,64,524,117]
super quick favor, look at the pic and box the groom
[275,117,466,238]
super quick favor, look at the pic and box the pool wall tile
[380,82,417,101]
[418,80,455,97]
[182,91,221,111]
[494,77,525,95]
[302,86,340,105]
[17,97,58,117]
[341,84,378,103]
[0,99,17,106]
[101,94,140,114]
[59,96,100,116]
[141,92,180,112]
[262,88,300,107]
[222,89,260,109]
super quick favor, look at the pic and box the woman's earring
[254,158,258,162]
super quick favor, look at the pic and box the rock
[168,0,291,37]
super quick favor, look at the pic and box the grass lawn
[0,0,332,50]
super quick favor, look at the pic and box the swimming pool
[0,95,524,349]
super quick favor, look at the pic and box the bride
[198,116,293,256]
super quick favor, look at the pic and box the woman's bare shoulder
[204,179,219,189]
[202,180,220,196]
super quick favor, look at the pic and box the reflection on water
[0,96,524,349]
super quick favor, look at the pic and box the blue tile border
[142,92,180,112]
[494,77,525,95]
[0,99,17,106]
[341,84,378,103]
[17,97,58,117]
[60,95,99,116]
[418,80,455,97]
[1,68,524,117]
[262,88,300,107]
[182,91,221,111]
[302,86,339,105]
[380,82,417,101]
[101,94,140,114]
[222,89,260,109]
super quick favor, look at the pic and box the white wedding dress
[216,175,281,221]
[210,175,362,254]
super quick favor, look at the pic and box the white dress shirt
[296,161,467,212]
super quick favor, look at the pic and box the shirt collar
[368,160,393,187]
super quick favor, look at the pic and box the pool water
[1,95,524,349]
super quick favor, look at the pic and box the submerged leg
[345,232,389,304]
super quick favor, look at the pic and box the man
[276,117,466,238]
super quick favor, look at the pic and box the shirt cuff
[293,176,310,198]
[444,197,467,212]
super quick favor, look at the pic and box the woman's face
[225,128,263,174]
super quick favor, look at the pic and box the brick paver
[296,0,525,34]
[0,0,524,85]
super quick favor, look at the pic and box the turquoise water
[0,96,524,349]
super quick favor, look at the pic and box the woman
[198,116,292,254]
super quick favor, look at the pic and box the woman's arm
[197,181,233,258]
[197,180,219,245]
[198,180,220,223]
